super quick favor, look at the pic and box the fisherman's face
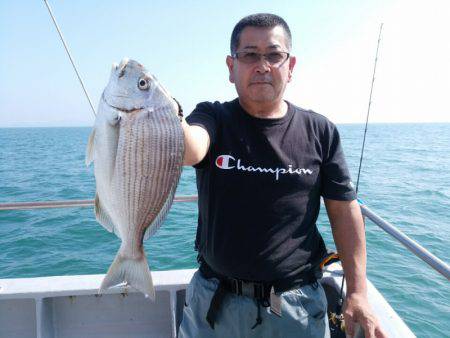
[226,25,296,104]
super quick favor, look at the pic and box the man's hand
[344,292,388,338]
[325,199,388,338]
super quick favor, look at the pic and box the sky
[0,0,449,127]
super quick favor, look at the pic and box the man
[178,13,386,338]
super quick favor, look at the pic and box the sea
[0,124,449,337]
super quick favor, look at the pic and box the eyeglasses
[232,51,290,66]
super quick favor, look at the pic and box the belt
[201,267,272,300]
[199,261,318,330]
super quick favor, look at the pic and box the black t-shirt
[186,98,356,284]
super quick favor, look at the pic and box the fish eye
[138,78,150,90]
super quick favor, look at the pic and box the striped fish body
[113,106,184,249]
[86,58,184,299]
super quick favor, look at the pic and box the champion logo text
[215,155,313,181]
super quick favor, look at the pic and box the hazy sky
[0,0,449,127]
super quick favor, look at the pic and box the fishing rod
[333,23,384,329]
[42,0,96,117]
[355,23,383,194]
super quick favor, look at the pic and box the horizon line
[1,121,450,129]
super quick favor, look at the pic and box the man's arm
[181,118,210,166]
[324,198,387,338]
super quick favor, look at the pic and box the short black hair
[230,13,292,54]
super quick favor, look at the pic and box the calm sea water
[0,124,449,337]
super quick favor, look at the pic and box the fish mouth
[102,94,145,113]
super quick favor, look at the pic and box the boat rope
[42,0,97,117]
[336,23,384,320]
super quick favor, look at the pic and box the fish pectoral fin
[85,128,96,166]
[95,193,121,239]
[99,250,155,300]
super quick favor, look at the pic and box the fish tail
[99,249,155,300]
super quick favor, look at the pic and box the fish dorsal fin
[85,128,96,166]
[95,193,121,239]
[143,182,178,241]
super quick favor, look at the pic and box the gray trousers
[178,270,331,338]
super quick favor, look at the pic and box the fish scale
[117,112,181,248]
[116,108,182,241]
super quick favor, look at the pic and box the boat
[0,261,415,338]
[2,199,449,338]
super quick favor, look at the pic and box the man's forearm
[325,199,367,295]
[181,118,210,166]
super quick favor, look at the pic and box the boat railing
[0,196,198,211]
[1,196,449,281]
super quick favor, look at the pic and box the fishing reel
[329,311,346,337]
[320,251,347,338]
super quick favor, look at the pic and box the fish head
[103,58,177,113]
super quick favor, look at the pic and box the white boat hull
[0,264,415,338]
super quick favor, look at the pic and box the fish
[85,58,184,300]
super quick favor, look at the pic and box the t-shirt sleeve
[320,121,357,201]
[185,101,217,169]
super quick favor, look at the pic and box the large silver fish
[86,58,184,299]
